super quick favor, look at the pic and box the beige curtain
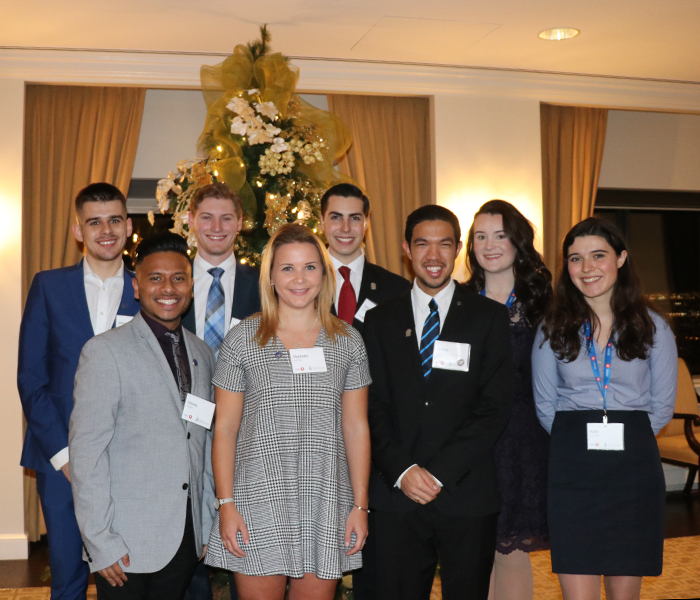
[22,84,146,540]
[540,104,608,277]
[327,95,432,279]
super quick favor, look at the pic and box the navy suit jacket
[18,259,141,472]
[332,260,411,336]
[181,261,261,336]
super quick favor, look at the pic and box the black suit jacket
[363,283,513,518]
[181,261,261,335]
[332,260,411,335]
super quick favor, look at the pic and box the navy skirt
[548,410,665,576]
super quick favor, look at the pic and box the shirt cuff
[395,464,418,488]
[50,447,69,470]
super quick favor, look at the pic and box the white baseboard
[0,533,29,559]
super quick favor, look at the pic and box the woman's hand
[344,506,368,556]
[219,503,250,558]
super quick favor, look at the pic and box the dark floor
[2,491,700,589]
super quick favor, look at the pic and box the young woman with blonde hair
[206,223,372,600]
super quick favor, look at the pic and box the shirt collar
[194,252,236,275]
[140,310,184,342]
[83,257,124,282]
[329,251,365,275]
[411,278,456,314]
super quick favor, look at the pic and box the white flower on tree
[255,101,279,119]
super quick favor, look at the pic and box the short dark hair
[75,183,127,213]
[320,183,370,217]
[135,232,190,266]
[190,182,242,217]
[404,205,461,245]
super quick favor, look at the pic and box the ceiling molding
[3,48,700,112]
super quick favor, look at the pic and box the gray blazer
[69,312,216,573]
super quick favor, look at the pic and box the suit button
[425,402,429,406]
[182,483,189,490]
[88,558,92,563]
[187,432,191,439]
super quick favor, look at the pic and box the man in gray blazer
[70,233,216,600]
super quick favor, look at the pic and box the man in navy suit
[181,182,260,600]
[320,183,410,600]
[18,183,141,600]
[321,183,410,337]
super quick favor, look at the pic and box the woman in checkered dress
[206,224,372,600]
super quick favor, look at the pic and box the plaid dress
[206,317,372,579]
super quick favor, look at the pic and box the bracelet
[353,504,370,513]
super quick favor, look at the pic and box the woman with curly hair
[533,217,677,600]
[465,200,552,600]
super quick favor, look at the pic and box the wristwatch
[214,497,234,510]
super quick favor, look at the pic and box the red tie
[337,266,357,325]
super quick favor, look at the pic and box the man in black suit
[321,183,410,335]
[181,182,260,600]
[364,205,513,600]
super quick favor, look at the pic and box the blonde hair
[254,223,348,347]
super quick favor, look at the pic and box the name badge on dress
[587,422,624,451]
[114,315,133,327]
[354,299,377,323]
[181,393,216,429]
[289,347,328,374]
[432,341,470,372]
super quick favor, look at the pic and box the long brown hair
[254,223,348,347]
[465,200,552,326]
[542,217,656,361]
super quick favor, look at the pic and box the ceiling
[4,0,700,83]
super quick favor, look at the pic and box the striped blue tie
[420,299,440,378]
[204,267,225,355]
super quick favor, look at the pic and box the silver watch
[214,497,234,510]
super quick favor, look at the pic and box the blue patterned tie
[420,299,440,378]
[204,267,225,355]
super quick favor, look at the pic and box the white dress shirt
[330,252,365,307]
[52,259,126,471]
[193,253,237,339]
[395,278,455,489]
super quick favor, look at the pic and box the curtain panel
[22,84,146,540]
[327,94,433,279]
[540,104,608,277]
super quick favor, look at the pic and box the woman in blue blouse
[532,217,677,600]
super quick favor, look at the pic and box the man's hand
[400,466,441,505]
[60,463,71,483]
[99,554,130,587]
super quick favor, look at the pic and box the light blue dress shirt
[532,310,678,435]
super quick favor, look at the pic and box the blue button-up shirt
[532,310,678,435]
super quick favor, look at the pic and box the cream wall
[1,49,700,557]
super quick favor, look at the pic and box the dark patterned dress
[494,298,549,554]
[206,317,372,579]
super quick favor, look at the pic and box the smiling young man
[320,184,410,335]
[182,183,260,356]
[69,233,216,600]
[18,183,141,600]
[363,205,514,600]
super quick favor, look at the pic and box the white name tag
[228,317,241,331]
[354,299,377,323]
[181,393,216,429]
[432,341,470,372]
[587,422,624,450]
[115,315,133,327]
[289,347,327,374]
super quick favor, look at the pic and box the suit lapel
[134,314,182,410]
[356,263,373,310]
[69,259,94,339]
[398,295,424,382]
[116,270,137,320]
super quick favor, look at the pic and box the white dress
[206,317,372,579]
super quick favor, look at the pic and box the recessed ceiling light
[538,27,580,41]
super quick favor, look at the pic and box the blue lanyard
[584,318,613,421]
[480,288,516,309]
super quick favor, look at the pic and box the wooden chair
[656,358,700,494]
